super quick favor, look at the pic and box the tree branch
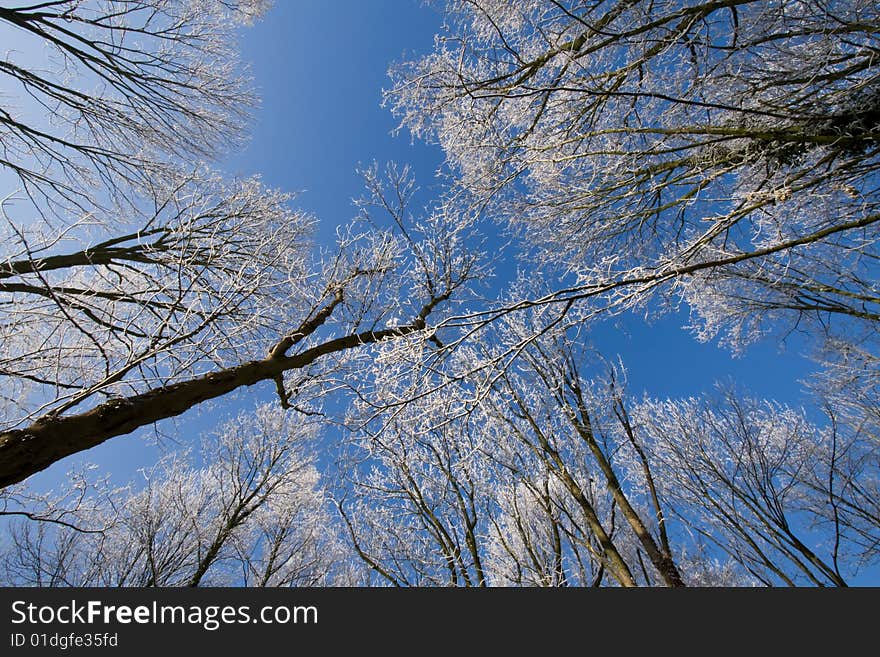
[0,294,447,488]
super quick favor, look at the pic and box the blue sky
[11,0,869,583]
[17,0,449,489]
[225,0,817,405]
[22,0,822,486]
[225,0,445,240]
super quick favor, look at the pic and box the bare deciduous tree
[0,163,472,488]
[341,309,878,586]
[4,0,877,589]
[387,0,880,394]
[633,389,880,586]
[1,404,348,587]
[0,0,267,216]
[0,0,475,488]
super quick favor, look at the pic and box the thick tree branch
[0,294,448,488]
[0,231,171,279]
[268,287,345,359]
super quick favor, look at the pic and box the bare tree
[337,410,492,587]
[1,403,347,587]
[340,303,664,586]
[6,0,876,590]
[0,0,476,491]
[19,309,873,587]
[0,164,474,487]
[341,305,878,586]
[387,0,880,396]
[481,338,685,586]
[633,389,880,586]
[484,475,601,587]
[0,0,268,218]
[365,0,880,586]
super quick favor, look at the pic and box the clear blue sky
[226,0,446,240]
[227,0,817,403]
[25,0,821,487]
[18,0,864,583]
